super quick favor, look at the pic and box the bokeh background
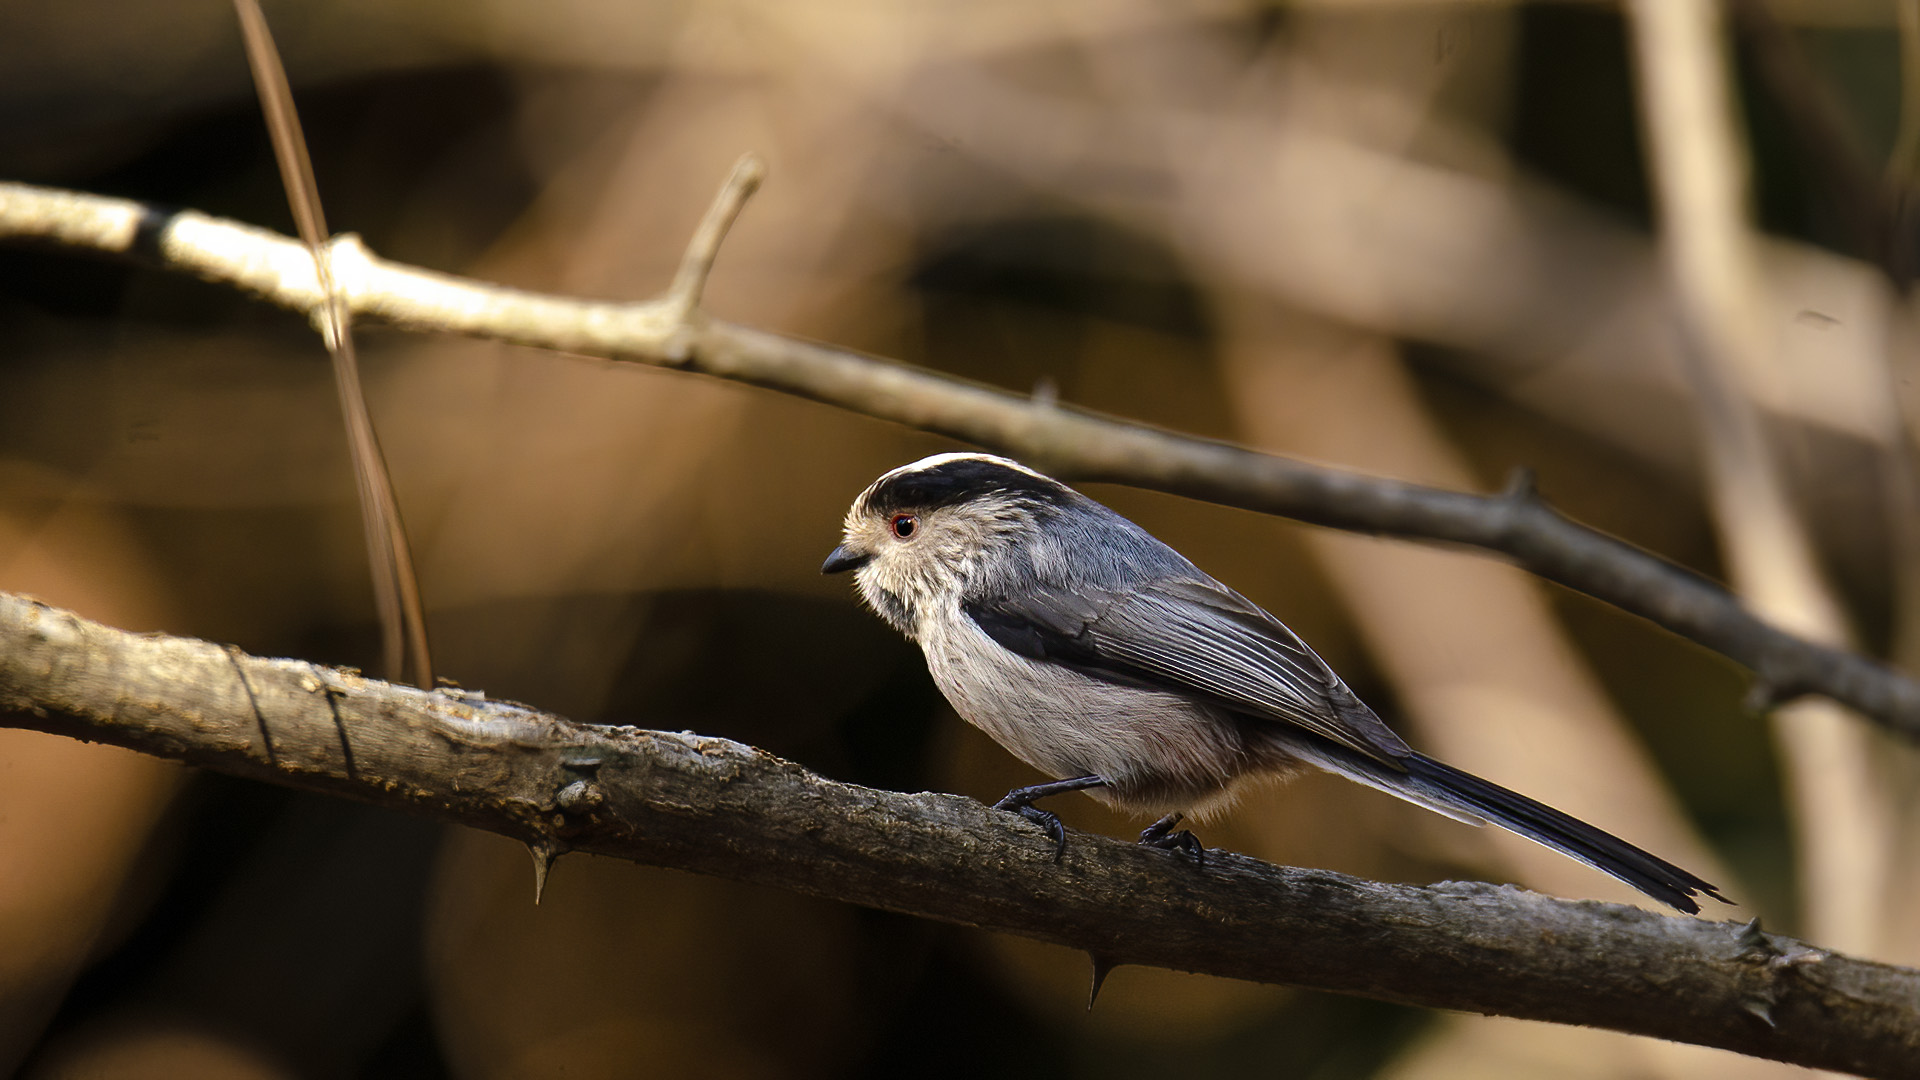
[2,0,1916,1077]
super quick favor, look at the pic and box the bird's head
[822,452,1073,637]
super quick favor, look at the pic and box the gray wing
[964,574,1412,765]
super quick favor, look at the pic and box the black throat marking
[868,583,913,632]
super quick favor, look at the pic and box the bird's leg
[993,775,1107,862]
[1138,813,1205,862]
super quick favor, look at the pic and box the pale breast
[917,605,1258,816]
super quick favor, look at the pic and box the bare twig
[663,153,766,320]
[0,592,1912,1076]
[2,178,1919,739]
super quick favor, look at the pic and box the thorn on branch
[1734,917,1825,974]
[1735,917,1775,956]
[1087,953,1118,1010]
[663,153,766,322]
[528,839,563,905]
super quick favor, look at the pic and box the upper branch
[0,591,1914,1076]
[0,179,1915,738]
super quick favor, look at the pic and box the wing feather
[966,575,1411,764]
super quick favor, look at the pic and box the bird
[821,451,1727,914]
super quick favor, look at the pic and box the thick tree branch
[0,592,1914,1076]
[1,178,1917,739]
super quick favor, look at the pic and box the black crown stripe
[866,458,1073,515]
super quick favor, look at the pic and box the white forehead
[871,452,1051,487]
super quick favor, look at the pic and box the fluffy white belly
[919,610,1257,816]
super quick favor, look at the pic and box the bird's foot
[1138,813,1205,864]
[993,776,1107,862]
[998,799,1068,861]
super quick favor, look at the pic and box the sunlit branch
[1,175,1917,741]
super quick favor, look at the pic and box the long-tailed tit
[823,453,1724,913]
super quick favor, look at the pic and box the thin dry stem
[233,0,434,688]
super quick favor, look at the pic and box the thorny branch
[0,166,1918,745]
[0,593,1914,1076]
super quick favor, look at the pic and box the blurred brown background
[1,0,1913,1077]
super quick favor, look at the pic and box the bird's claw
[996,799,1069,862]
[1139,814,1205,864]
[992,775,1106,863]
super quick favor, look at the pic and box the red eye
[890,513,918,539]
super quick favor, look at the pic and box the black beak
[821,544,873,575]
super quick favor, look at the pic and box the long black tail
[1277,732,1730,913]
[1399,753,1728,914]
